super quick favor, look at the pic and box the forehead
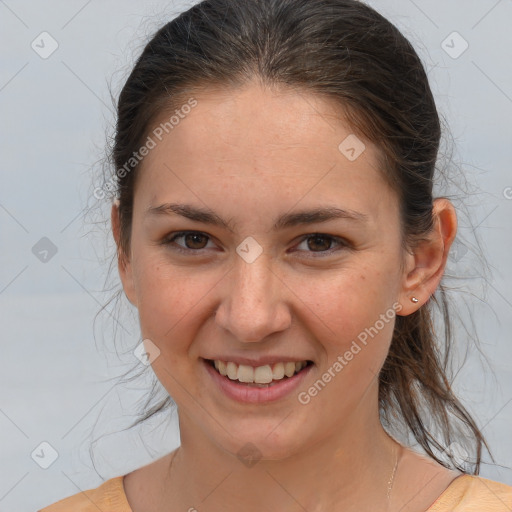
[134,82,397,224]
[149,84,367,166]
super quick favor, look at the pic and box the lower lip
[202,359,314,404]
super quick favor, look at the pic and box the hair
[95,0,494,474]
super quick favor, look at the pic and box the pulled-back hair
[103,0,491,473]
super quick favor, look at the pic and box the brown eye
[182,233,209,249]
[306,235,333,252]
[295,234,347,257]
[163,231,214,253]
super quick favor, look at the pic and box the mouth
[203,358,314,388]
[202,357,315,403]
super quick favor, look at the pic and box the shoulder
[37,475,131,512]
[428,474,512,511]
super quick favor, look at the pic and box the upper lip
[203,356,313,366]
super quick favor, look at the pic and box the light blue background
[1,1,511,510]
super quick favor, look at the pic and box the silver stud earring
[411,297,419,303]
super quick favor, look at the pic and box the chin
[218,428,310,464]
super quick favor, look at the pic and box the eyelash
[161,231,349,257]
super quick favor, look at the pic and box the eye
[162,231,216,254]
[294,233,348,256]
[161,231,349,257]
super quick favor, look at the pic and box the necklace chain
[387,444,400,500]
[168,444,401,502]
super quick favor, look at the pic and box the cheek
[297,264,397,349]
[132,255,206,344]
[297,268,397,418]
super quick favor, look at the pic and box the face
[116,82,412,459]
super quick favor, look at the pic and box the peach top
[39,474,512,511]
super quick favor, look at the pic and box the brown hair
[102,0,492,473]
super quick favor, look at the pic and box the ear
[397,198,457,315]
[111,201,138,307]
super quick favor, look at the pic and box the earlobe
[397,198,457,315]
[111,202,138,308]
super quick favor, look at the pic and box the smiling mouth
[204,359,314,388]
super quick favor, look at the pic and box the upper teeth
[213,360,308,384]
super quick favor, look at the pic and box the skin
[112,81,460,511]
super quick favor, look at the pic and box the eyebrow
[145,203,369,232]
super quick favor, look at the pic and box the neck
[164,401,401,511]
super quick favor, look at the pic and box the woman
[39,0,512,510]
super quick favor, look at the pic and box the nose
[214,254,292,343]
